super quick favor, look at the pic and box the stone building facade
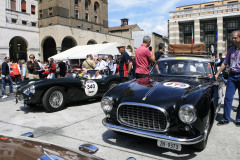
[38,0,134,61]
[169,0,240,56]
[0,0,134,63]
[0,0,39,64]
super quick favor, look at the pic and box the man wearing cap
[135,36,155,78]
[117,45,132,81]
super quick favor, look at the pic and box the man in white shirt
[95,56,106,74]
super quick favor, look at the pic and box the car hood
[120,76,208,107]
[0,135,102,160]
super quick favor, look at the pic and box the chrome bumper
[103,118,204,145]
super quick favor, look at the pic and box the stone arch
[42,36,57,62]
[127,45,133,53]
[102,41,108,44]
[61,36,77,52]
[9,36,28,62]
[87,39,97,45]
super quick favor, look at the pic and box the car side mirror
[21,132,34,138]
[79,144,98,154]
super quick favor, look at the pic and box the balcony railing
[169,2,240,19]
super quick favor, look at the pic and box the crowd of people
[1,30,240,128]
[0,54,70,98]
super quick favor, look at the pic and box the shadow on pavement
[16,98,101,114]
[102,130,197,160]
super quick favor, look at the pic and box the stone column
[169,21,180,44]
[217,17,224,56]
[194,19,201,44]
[7,0,11,9]
[56,47,62,54]
[16,0,21,12]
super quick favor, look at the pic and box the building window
[87,28,91,30]
[11,18,17,23]
[75,0,79,5]
[205,4,214,7]
[31,5,36,15]
[204,21,217,53]
[95,16,97,23]
[226,18,240,50]
[11,0,16,11]
[85,13,88,21]
[184,7,193,10]
[39,0,42,3]
[21,0,26,12]
[22,20,27,25]
[183,23,194,44]
[228,1,238,4]
[96,30,99,32]
[94,2,99,12]
[32,22,37,26]
[75,10,79,18]
[85,0,90,10]
[39,10,43,18]
[48,7,53,16]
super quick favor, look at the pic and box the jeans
[223,73,240,122]
[2,75,13,94]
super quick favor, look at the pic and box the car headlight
[178,105,197,124]
[23,85,35,95]
[101,97,113,113]
[30,85,35,94]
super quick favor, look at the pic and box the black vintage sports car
[14,71,121,112]
[101,56,225,151]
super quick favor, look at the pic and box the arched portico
[42,36,57,62]
[9,36,28,62]
[61,36,77,52]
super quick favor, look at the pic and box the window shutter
[21,1,26,10]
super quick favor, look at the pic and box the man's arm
[127,62,132,79]
[148,47,156,63]
[215,63,226,79]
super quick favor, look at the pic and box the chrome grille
[118,103,168,132]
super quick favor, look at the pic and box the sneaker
[217,120,229,126]
[235,121,240,127]
[1,95,8,99]
[10,92,16,95]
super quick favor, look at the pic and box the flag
[192,27,194,44]
[216,26,218,41]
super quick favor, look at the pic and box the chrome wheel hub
[49,91,63,108]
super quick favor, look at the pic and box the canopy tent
[50,42,132,61]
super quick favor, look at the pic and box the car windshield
[150,59,213,78]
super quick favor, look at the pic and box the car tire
[193,109,212,151]
[108,81,119,90]
[42,86,66,112]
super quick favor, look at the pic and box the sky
[108,0,218,36]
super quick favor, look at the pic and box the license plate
[157,140,182,151]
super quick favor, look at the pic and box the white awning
[50,42,132,61]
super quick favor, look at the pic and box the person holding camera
[135,36,156,79]
[27,54,40,79]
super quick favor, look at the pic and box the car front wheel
[108,81,119,90]
[42,86,66,112]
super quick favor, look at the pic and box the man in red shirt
[49,58,56,79]
[135,36,155,78]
